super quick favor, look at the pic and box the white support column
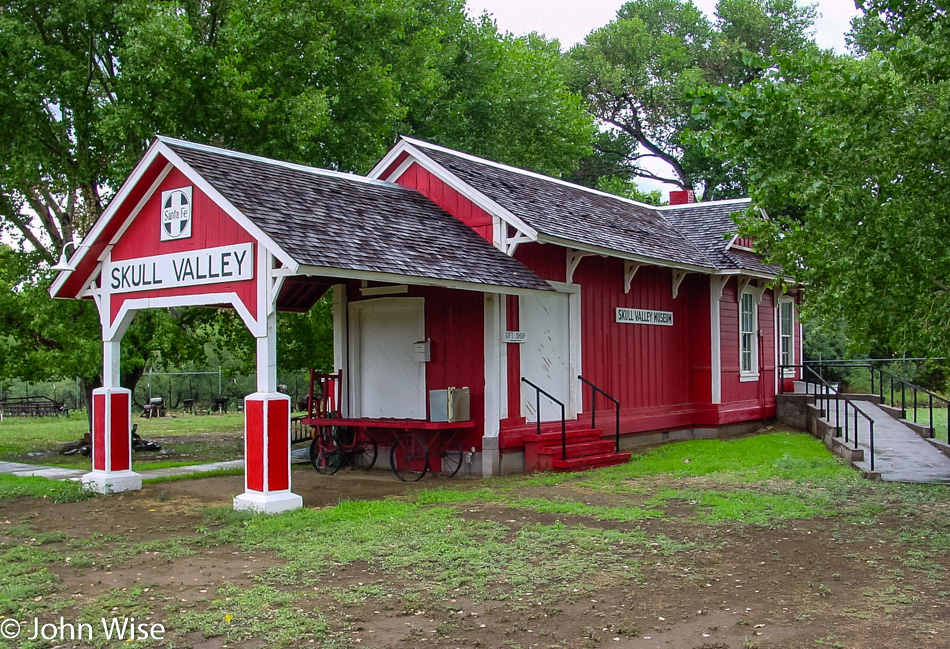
[82,333,141,494]
[102,340,121,389]
[256,310,279,393]
[710,276,726,405]
[234,257,302,514]
[482,293,503,477]
[498,296,508,419]
[332,284,348,413]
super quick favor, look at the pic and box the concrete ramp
[779,389,950,484]
[823,400,950,483]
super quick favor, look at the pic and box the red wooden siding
[57,156,169,298]
[108,167,259,323]
[110,391,131,472]
[246,399,264,492]
[351,171,788,440]
[395,163,494,242]
[717,278,777,421]
[572,257,711,427]
[93,393,106,471]
[513,243,566,283]
[267,399,290,491]
[379,151,410,180]
[732,237,755,249]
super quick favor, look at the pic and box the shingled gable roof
[52,137,552,298]
[377,137,778,277]
[660,199,781,277]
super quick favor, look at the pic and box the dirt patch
[3,470,950,649]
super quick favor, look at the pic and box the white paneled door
[520,291,573,423]
[351,298,426,419]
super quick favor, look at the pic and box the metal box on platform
[429,387,470,423]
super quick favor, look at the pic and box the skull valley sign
[108,243,254,293]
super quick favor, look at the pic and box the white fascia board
[369,140,538,243]
[158,135,400,191]
[396,135,667,213]
[712,269,778,281]
[156,141,299,274]
[293,264,553,297]
[368,141,410,179]
[536,234,716,274]
[657,197,753,211]
[101,162,174,260]
[50,139,170,299]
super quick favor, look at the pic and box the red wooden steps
[539,440,616,459]
[522,429,602,445]
[552,452,632,472]
[523,427,631,472]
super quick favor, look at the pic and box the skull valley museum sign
[615,308,674,326]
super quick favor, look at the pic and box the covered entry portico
[50,137,551,512]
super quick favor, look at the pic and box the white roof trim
[50,138,168,298]
[293,264,553,296]
[107,162,174,250]
[157,135,408,191]
[369,139,538,242]
[154,141,299,273]
[658,197,752,211]
[50,137,305,300]
[712,269,778,280]
[537,234,716,274]
[394,135,666,212]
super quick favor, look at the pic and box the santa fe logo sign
[161,186,193,241]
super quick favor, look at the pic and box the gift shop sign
[108,243,254,294]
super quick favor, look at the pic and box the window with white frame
[779,299,794,373]
[740,291,757,376]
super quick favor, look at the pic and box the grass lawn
[907,407,949,440]
[0,473,97,504]
[0,411,247,468]
[3,430,950,648]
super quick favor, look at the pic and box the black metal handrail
[578,375,621,453]
[804,361,950,443]
[521,377,568,461]
[779,364,876,471]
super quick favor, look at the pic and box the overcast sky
[466,0,861,52]
[464,0,861,196]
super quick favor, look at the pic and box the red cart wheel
[351,430,378,471]
[390,433,428,482]
[436,434,464,478]
[310,427,342,475]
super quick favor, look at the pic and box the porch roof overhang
[50,137,553,305]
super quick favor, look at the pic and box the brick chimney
[669,189,695,205]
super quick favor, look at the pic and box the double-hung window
[779,299,794,375]
[740,292,757,378]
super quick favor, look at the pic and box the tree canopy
[0,0,594,395]
[694,0,950,355]
[567,0,818,200]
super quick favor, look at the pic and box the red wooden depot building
[51,136,801,513]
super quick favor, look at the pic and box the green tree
[0,0,594,402]
[402,19,594,176]
[694,1,950,355]
[567,0,817,199]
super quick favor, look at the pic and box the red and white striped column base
[81,387,142,494]
[233,392,303,513]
